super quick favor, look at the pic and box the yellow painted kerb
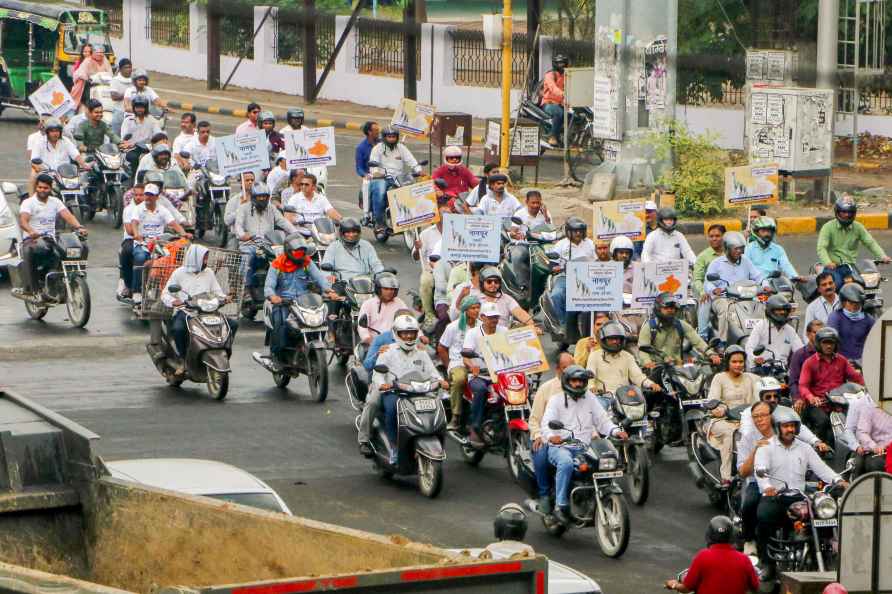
[703,219,742,233]
[857,213,889,230]
[317,119,334,126]
[777,217,816,235]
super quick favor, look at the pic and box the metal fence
[220,10,255,59]
[549,37,594,68]
[450,29,529,88]
[88,0,123,38]
[275,8,337,67]
[354,17,421,79]
[147,0,190,49]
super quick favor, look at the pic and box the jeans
[268,304,291,359]
[132,245,150,294]
[548,445,582,507]
[382,391,399,446]
[126,146,148,181]
[830,264,854,290]
[169,310,189,357]
[368,179,392,226]
[542,103,564,141]
[119,238,134,289]
[532,441,552,497]
[20,237,53,293]
[802,405,834,447]
[239,244,264,287]
[740,481,761,541]
[550,275,568,325]
[697,298,711,339]
[468,376,491,430]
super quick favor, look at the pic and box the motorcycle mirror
[30,158,43,165]
[428,254,441,263]
[319,262,334,272]
[358,314,369,328]
[510,216,523,225]
[546,251,561,260]
[708,337,723,349]
[769,270,781,278]
[418,160,429,166]
[381,267,398,275]
[753,346,765,356]
[179,151,191,159]
[367,160,380,168]
[706,273,720,282]
[754,468,769,479]
[460,349,478,359]
[639,345,656,354]
[547,420,565,431]
[167,284,182,294]
[373,364,389,374]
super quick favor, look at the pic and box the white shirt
[641,228,696,265]
[802,295,840,339]
[541,391,619,445]
[161,269,225,307]
[122,202,140,239]
[368,142,419,177]
[132,203,176,240]
[124,85,160,105]
[475,192,522,219]
[736,426,771,485]
[121,115,161,145]
[744,320,803,369]
[172,132,195,156]
[185,136,217,167]
[461,324,508,369]
[235,120,259,135]
[754,435,839,493]
[109,74,131,110]
[27,131,44,156]
[439,319,474,371]
[418,225,442,274]
[512,206,549,236]
[279,124,300,134]
[553,237,596,263]
[286,192,334,224]
[371,346,441,389]
[740,405,819,447]
[31,137,80,170]
[20,196,68,238]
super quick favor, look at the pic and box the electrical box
[430,113,472,148]
[483,118,540,166]
[744,86,834,173]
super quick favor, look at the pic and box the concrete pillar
[190,2,207,78]
[254,6,278,65]
[434,25,453,92]
[816,0,840,89]
[335,15,357,75]
[419,23,433,104]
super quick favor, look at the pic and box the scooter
[364,159,429,247]
[705,274,767,346]
[146,288,234,400]
[362,365,447,498]
[687,399,749,510]
[253,294,330,401]
[500,220,563,313]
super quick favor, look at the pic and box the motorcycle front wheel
[595,493,630,558]
[214,205,229,247]
[25,299,49,320]
[206,367,229,400]
[461,443,486,466]
[308,347,328,402]
[506,430,527,482]
[109,186,123,228]
[417,455,443,498]
[273,371,291,389]
[625,444,650,505]
[65,275,91,328]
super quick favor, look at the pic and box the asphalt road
[2,110,891,593]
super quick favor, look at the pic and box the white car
[0,181,22,269]
[450,548,601,594]
[105,458,292,515]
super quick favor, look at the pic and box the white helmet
[609,235,634,255]
[756,376,783,399]
[443,145,463,166]
[393,314,420,352]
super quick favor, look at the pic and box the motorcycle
[705,274,767,346]
[83,142,126,227]
[597,386,653,505]
[253,294,330,401]
[517,99,602,179]
[805,260,887,317]
[241,230,285,320]
[523,420,631,558]
[146,289,234,400]
[364,159,429,247]
[9,230,91,328]
[750,346,790,396]
[363,365,447,498]
[163,169,196,232]
[687,398,750,510]
[30,160,88,227]
[192,159,231,243]
[290,213,337,264]
[500,220,563,314]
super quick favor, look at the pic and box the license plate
[593,470,623,479]
[813,518,837,528]
[505,405,528,412]
[744,318,760,330]
[630,420,650,428]
[65,248,81,258]
[414,398,436,412]
[684,399,708,406]
[202,317,223,326]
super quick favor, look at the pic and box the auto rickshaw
[0,1,114,115]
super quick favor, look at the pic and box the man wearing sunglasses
[738,378,828,454]
[432,145,478,197]
[285,173,341,224]
[236,102,262,135]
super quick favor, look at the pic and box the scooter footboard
[414,436,446,461]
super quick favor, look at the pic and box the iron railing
[88,0,123,38]
[148,0,189,49]
[275,8,336,67]
[220,10,255,59]
[549,37,594,68]
[450,29,528,88]
[354,17,421,79]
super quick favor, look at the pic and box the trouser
[19,237,53,293]
[830,264,855,290]
[468,376,492,430]
[131,245,150,294]
[532,441,552,497]
[419,270,435,319]
[740,481,761,541]
[434,303,450,341]
[268,304,290,359]
[711,297,732,341]
[126,146,148,180]
[542,103,564,141]
[551,275,567,324]
[382,391,399,446]
[448,367,468,419]
[239,244,263,287]
[708,418,739,480]
[853,452,887,478]
[802,405,834,446]
[368,179,392,227]
[168,310,189,358]
[697,298,711,339]
[119,238,134,289]
[548,445,583,508]
[358,386,383,443]
[757,494,801,564]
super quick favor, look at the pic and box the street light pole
[499,0,513,169]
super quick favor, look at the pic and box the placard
[442,213,501,263]
[28,76,76,118]
[216,132,270,177]
[567,261,624,312]
[284,126,336,169]
[387,180,440,233]
[392,98,436,136]
[593,198,646,241]
[632,260,688,307]
[724,164,780,207]
[482,326,550,375]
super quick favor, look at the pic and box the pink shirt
[857,405,892,450]
[358,297,409,344]
[236,120,259,135]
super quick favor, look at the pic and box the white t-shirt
[266,166,290,195]
[124,85,160,105]
[185,136,217,167]
[286,192,333,224]
[553,237,597,262]
[439,319,472,371]
[20,196,67,238]
[476,192,522,219]
[133,203,175,240]
[122,202,140,239]
[418,225,442,274]
[31,137,80,170]
[512,206,549,235]
[172,132,195,156]
[109,74,131,110]
[27,131,44,156]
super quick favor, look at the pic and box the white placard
[284,126,337,169]
[441,213,502,263]
[215,132,270,177]
[632,260,689,307]
[567,261,624,312]
[28,76,76,118]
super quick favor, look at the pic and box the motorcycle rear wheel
[25,299,49,320]
[65,275,91,328]
[273,372,291,388]
[308,348,329,402]
[206,367,229,400]
[461,443,486,466]
[625,444,650,505]
[595,493,630,558]
[417,456,443,498]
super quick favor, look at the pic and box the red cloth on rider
[432,165,478,197]
[271,252,310,273]
[682,544,759,594]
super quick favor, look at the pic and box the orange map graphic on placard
[659,275,681,294]
[308,140,329,157]
[51,91,65,106]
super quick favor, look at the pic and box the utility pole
[404,0,418,100]
[816,0,840,89]
[499,0,513,169]
[206,0,221,90]
[303,0,317,103]
[526,0,540,92]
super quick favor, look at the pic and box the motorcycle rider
[796,326,864,446]
[476,267,536,327]
[704,231,765,342]
[789,320,824,399]
[855,403,892,476]
[136,143,180,182]
[574,311,609,367]
[183,121,216,169]
[706,345,758,486]
[549,217,597,328]
[640,207,696,265]
[736,400,775,556]
[448,262,484,320]
[160,245,235,374]
[261,235,337,370]
[280,168,306,203]
[827,282,874,361]
[279,107,305,134]
[413,209,444,326]
[367,314,447,463]
[14,173,87,299]
[235,182,297,289]
[367,126,421,233]
[746,216,799,280]
[633,200,659,260]
[541,365,628,526]
[509,190,551,239]
[484,503,535,558]
[260,111,285,155]
[693,224,726,339]
[609,235,635,292]
[754,406,847,580]
[133,170,187,224]
[803,271,839,340]
[118,182,145,299]
[638,292,722,370]
[321,217,384,282]
[357,272,408,345]
[739,377,827,451]
[172,112,196,165]
[236,102,261,135]
[108,58,132,136]
[464,162,500,208]
[123,69,164,113]
[745,294,803,371]
[541,54,568,147]
[74,98,124,155]
[28,117,89,190]
[438,295,481,431]
[135,132,171,176]
[362,307,418,373]
[432,145,478,197]
[461,302,509,446]
[285,173,341,224]
[664,516,760,594]
[817,195,890,289]
[121,96,161,174]
[586,322,660,394]
[224,170,255,245]
[130,183,190,304]
[267,156,289,201]
[473,173,521,219]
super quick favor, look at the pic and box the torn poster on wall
[644,36,668,111]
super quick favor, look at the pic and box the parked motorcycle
[253,294,330,401]
[365,159,429,247]
[500,220,563,313]
[192,160,231,243]
[146,289,234,400]
[241,230,285,320]
[363,365,447,498]
[705,274,767,346]
[598,386,653,505]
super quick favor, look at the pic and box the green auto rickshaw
[0,1,114,115]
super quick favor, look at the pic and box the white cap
[480,302,501,318]
[645,200,658,211]
[144,183,160,196]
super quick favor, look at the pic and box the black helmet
[251,182,271,210]
[815,326,840,352]
[705,515,734,545]
[723,344,746,368]
[834,196,857,227]
[565,216,588,237]
[839,282,866,305]
[339,217,361,247]
[374,272,400,295]
[381,126,400,146]
[765,294,792,326]
[653,291,679,322]
[284,234,316,264]
[552,53,569,70]
[598,321,627,353]
[286,107,304,124]
[493,503,528,541]
[560,365,591,400]
[656,207,677,233]
[131,95,149,112]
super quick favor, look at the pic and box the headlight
[65,247,82,258]
[210,174,226,185]
[410,380,436,393]
[738,286,758,299]
[680,377,704,395]
[622,402,647,421]
[505,389,527,405]
[813,493,838,520]
[598,456,618,471]
[861,272,880,289]
[62,178,79,189]
[297,306,326,327]
[101,154,122,168]
[196,298,220,312]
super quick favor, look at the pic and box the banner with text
[724,164,780,207]
[387,180,440,233]
[593,198,647,241]
[216,132,270,177]
[567,261,624,312]
[482,326,550,375]
[392,98,436,136]
[632,260,688,307]
[442,213,501,263]
[284,126,337,169]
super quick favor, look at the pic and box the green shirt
[692,246,722,296]
[816,219,886,265]
[74,120,121,153]
[637,319,713,366]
